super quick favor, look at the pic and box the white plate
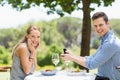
[41,70,57,76]
[67,70,86,76]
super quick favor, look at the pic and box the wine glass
[65,60,70,72]
[63,48,70,71]
[52,54,60,67]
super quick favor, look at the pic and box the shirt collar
[101,30,113,45]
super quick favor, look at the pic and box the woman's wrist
[30,52,36,58]
[29,57,34,64]
[29,57,34,59]
[31,50,36,54]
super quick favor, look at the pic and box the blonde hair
[12,25,40,58]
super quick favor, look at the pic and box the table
[24,71,95,80]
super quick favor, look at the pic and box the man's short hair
[92,12,108,23]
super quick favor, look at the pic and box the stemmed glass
[63,48,70,71]
[65,61,70,71]
[52,54,60,68]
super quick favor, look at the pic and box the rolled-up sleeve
[85,42,115,69]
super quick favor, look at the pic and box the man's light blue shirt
[86,30,120,80]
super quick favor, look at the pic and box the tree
[0,0,115,70]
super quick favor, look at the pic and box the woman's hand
[27,39,36,60]
[27,39,36,54]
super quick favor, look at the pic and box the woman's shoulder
[14,43,28,57]
[16,43,28,51]
[20,43,27,47]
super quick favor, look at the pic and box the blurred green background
[0,17,120,80]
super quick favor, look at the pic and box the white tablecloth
[24,71,95,80]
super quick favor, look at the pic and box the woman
[10,25,40,80]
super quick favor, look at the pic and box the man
[61,12,120,80]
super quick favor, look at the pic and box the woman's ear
[25,34,29,39]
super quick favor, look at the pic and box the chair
[0,66,11,72]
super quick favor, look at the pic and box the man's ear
[106,21,110,27]
[107,21,110,25]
